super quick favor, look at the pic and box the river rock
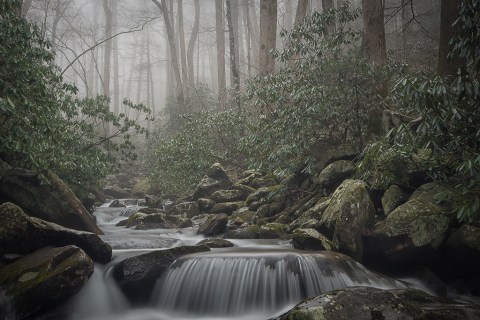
[109,199,126,208]
[211,189,247,203]
[363,198,452,267]
[102,185,131,199]
[292,228,335,251]
[0,169,102,234]
[382,184,408,216]
[112,245,210,304]
[197,238,234,248]
[145,194,162,208]
[0,202,112,263]
[126,212,190,229]
[446,224,480,276]
[258,223,288,239]
[0,245,93,319]
[319,180,375,261]
[279,286,480,320]
[192,163,233,200]
[245,185,282,205]
[168,201,200,218]
[197,198,216,211]
[197,213,229,236]
[289,198,330,230]
[410,182,450,204]
[210,201,244,215]
[314,160,355,189]
[224,225,260,239]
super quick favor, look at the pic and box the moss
[287,306,326,320]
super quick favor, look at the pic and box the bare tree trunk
[187,0,200,86]
[102,0,113,96]
[231,0,240,85]
[22,0,33,17]
[241,0,252,77]
[259,0,277,76]
[112,0,120,115]
[226,0,240,90]
[295,0,308,24]
[361,0,386,65]
[14,0,23,17]
[165,18,174,99]
[216,0,227,93]
[152,0,187,115]
[438,0,464,77]
[285,0,293,30]
[322,0,334,35]
[137,31,146,103]
[177,0,189,100]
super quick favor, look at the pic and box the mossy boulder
[168,201,200,218]
[197,238,234,248]
[224,225,261,239]
[192,163,233,200]
[227,208,255,229]
[410,182,450,204]
[0,202,111,263]
[210,201,245,215]
[364,198,452,267]
[0,169,102,234]
[382,184,408,216]
[292,228,335,251]
[112,245,210,304]
[280,286,480,320]
[319,180,375,261]
[197,213,229,236]
[245,185,282,206]
[0,245,93,319]
[145,194,162,208]
[126,212,190,230]
[258,223,288,239]
[211,189,247,203]
[314,160,355,189]
[197,198,216,211]
[290,198,330,231]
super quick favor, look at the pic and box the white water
[70,202,404,320]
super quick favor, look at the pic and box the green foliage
[0,6,150,194]
[145,106,248,196]
[360,0,480,222]
[244,3,389,177]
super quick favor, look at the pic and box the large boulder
[363,198,452,267]
[126,212,190,230]
[197,213,229,236]
[197,238,234,248]
[211,189,247,203]
[102,185,131,199]
[280,286,480,320]
[319,180,375,261]
[258,223,288,239]
[245,185,281,206]
[314,160,355,189]
[0,168,102,234]
[292,228,335,251]
[0,246,93,319]
[112,245,210,304]
[192,163,233,200]
[197,198,216,211]
[381,184,408,216]
[168,201,200,218]
[289,197,330,231]
[210,201,245,215]
[0,203,111,263]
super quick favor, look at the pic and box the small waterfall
[153,249,402,317]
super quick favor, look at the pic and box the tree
[295,0,308,24]
[259,0,277,76]
[438,0,464,77]
[102,0,113,96]
[215,0,227,93]
[152,0,187,115]
[187,0,200,85]
[361,0,386,65]
[226,0,240,90]
[177,0,189,99]
[322,0,334,35]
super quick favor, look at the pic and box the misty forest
[1,0,480,319]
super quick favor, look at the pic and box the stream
[68,201,420,320]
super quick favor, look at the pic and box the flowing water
[70,201,405,320]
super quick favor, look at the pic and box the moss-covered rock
[290,198,330,231]
[197,213,229,236]
[0,169,102,234]
[0,202,111,263]
[0,245,93,319]
[280,286,480,320]
[315,160,355,189]
[382,184,408,216]
[410,182,450,204]
[210,201,245,215]
[224,225,261,239]
[292,228,335,251]
[128,213,191,230]
[197,238,234,248]
[197,198,216,211]
[245,185,282,206]
[168,201,200,218]
[258,223,288,239]
[227,208,255,229]
[192,163,233,200]
[112,246,210,304]
[211,189,247,203]
[364,198,452,267]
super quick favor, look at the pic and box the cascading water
[152,249,403,318]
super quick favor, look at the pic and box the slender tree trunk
[216,0,227,93]
[152,0,187,115]
[22,0,33,17]
[102,0,113,96]
[137,31,146,103]
[241,0,252,77]
[226,0,240,90]
[164,19,174,99]
[231,0,240,85]
[177,0,189,100]
[285,0,293,30]
[259,0,277,76]
[295,0,308,24]
[112,0,120,115]
[438,0,464,77]
[361,0,386,65]
[322,0,334,35]
[187,0,200,86]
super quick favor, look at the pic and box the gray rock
[192,163,233,200]
[197,238,234,248]
[382,185,408,216]
[102,185,131,199]
[145,194,163,208]
[197,198,216,211]
[258,223,288,239]
[292,228,335,251]
[112,245,210,304]
[197,214,229,236]
[0,246,93,319]
[211,189,247,203]
[0,203,112,263]
[315,160,355,189]
[245,185,282,205]
[0,169,102,234]
[210,201,245,215]
[168,201,200,218]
